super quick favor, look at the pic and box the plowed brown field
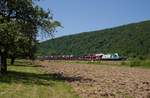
[40,61,150,98]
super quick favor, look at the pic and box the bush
[130,59,141,67]
[142,60,150,67]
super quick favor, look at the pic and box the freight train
[38,53,126,61]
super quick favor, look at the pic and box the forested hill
[37,20,150,58]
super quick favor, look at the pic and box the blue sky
[37,0,150,41]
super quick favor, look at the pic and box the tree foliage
[0,0,60,73]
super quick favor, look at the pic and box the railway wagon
[37,53,125,61]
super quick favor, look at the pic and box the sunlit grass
[0,60,79,98]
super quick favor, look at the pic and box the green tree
[0,0,61,73]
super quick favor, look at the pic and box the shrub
[142,60,150,67]
[130,59,141,67]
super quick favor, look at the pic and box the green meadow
[0,60,79,98]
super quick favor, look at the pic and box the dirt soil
[40,61,150,98]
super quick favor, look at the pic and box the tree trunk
[1,51,7,73]
[10,57,15,65]
[0,50,2,72]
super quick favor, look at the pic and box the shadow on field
[10,64,42,68]
[0,60,88,86]
[50,73,83,82]
[0,71,57,86]
[0,71,85,86]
